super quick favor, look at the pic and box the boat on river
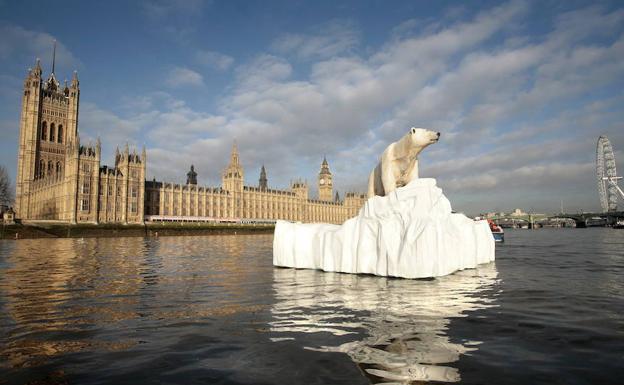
[586,217,608,227]
[487,219,505,242]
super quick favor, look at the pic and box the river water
[0,229,622,385]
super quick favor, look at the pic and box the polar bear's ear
[411,127,416,134]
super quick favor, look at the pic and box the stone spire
[44,41,59,92]
[115,146,120,166]
[222,140,244,192]
[187,165,198,185]
[71,70,79,89]
[51,39,56,75]
[259,164,268,190]
[224,140,243,177]
[319,155,331,175]
[230,140,240,166]
[33,58,42,78]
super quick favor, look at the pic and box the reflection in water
[271,265,499,383]
[2,231,621,384]
[0,235,273,375]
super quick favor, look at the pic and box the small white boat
[488,220,505,242]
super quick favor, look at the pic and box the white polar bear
[368,127,440,198]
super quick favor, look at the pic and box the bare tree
[0,165,14,207]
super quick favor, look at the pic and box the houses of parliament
[14,57,367,225]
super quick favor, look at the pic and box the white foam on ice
[273,178,495,278]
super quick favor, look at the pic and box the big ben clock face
[320,179,325,185]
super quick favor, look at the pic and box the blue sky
[1,0,623,214]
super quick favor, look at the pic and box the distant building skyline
[0,1,623,214]
[13,57,366,223]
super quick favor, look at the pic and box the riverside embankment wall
[0,223,274,239]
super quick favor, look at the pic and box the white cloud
[58,2,624,213]
[272,20,360,59]
[142,0,209,40]
[195,50,234,71]
[215,2,530,168]
[76,96,229,184]
[222,2,623,211]
[79,102,143,157]
[148,110,226,145]
[142,0,206,21]
[233,55,293,90]
[0,24,81,71]
[165,66,204,87]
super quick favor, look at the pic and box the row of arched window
[40,121,63,143]
[36,159,63,179]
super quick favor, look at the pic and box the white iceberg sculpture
[273,178,494,278]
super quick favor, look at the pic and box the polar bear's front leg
[405,159,419,183]
[367,169,376,198]
[381,166,398,195]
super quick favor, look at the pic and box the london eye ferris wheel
[596,135,624,212]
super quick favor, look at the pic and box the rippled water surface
[1,229,623,384]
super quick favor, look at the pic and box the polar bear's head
[409,127,440,148]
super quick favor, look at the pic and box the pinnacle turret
[51,39,57,75]
[222,140,244,192]
[259,164,268,190]
[44,41,60,92]
[229,140,240,166]
[187,165,198,185]
[33,58,42,78]
[71,70,79,89]
[319,156,331,175]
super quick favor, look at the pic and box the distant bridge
[490,213,547,228]
[490,211,623,228]
[549,211,624,228]
[490,214,546,222]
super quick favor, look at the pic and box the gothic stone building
[144,144,366,224]
[15,59,145,224]
[14,59,366,225]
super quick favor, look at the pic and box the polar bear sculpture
[368,127,440,198]
[273,129,495,279]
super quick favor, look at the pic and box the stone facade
[14,59,147,224]
[144,143,367,224]
[14,58,366,225]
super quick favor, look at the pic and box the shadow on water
[270,264,500,384]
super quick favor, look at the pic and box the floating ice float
[273,178,495,279]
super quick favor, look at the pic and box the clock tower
[318,156,333,201]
